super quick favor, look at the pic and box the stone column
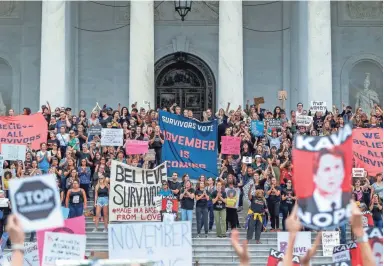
[218,1,244,109]
[39,1,71,109]
[307,0,333,107]
[129,1,154,108]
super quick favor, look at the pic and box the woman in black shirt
[247,189,267,243]
[265,177,281,231]
[369,193,383,228]
[281,179,295,231]
[195,180,209,237]
[150,126,164,166]
[180,180,195,221]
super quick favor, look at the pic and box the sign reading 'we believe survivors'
[352,128,383,176]
[0,114,47,152]
[109,161,167,222]
[159,111,218,179]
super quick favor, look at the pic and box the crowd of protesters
[0,99,382,248]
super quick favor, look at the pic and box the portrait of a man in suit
[298,148,351,214]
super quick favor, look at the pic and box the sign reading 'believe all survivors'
[109,161,167,222]
[158,111,218,179]
[0,114,47,152]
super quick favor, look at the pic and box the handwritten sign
[109,161,167,222]
[277,232,311,256]
[36,216,86,264]
[267,119,281,129]
[322,231,340,256]
[352,168,365,178]
[88,125,102,136]
[144,149,156,161]
[101,128,123,146]
[221,136,241,155]
[108,221,192,265]
[242,156,253,164]
[1,144,26,161]
[126,140,149,155]
[296,116,313,127]
[310,101,327,112]
[2,242,39,266]
[254,97,265,106]
[42,232,86,266]
[278,90,288,100]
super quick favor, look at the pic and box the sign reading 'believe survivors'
[109,161,167,222]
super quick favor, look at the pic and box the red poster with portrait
[161,197,179,213]
[366,227,383,266]
[293,123,353,230]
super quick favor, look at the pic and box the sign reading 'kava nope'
[9,174,64,232]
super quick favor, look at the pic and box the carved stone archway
[155,52,216,119]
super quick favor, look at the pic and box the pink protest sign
[126,139,149,154]
[221,136,241,155]
[37,216,86,265]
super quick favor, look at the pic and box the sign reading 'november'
[109,161,167,222]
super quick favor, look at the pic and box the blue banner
[251,120,264,137]
[159,111,218,179]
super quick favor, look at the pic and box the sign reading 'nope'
[9,174,64,232]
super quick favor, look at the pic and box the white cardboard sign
[9,174,63,232]
[101,128,123,146]
[1,144,26,161]
[322,231,340,257]
[108,221,192,265]
[242,156,253,164]
[310,101,327,112]
[42,232,86,266]
[296,115,313,127]
[277,232,311,256]
[352,168,365,178]
[1,242,39,266]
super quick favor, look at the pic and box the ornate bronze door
[155,53,216,119]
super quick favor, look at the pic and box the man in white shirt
[295,102,304,118]
[56,125,69,155]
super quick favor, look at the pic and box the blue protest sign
[61,207,69,219]
[0,232,8,251]
[159,111,218,179]
[251,120,264,137]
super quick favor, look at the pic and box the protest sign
[366,227,383,266]
[126,140,149,155]
[254,97,265,106]
[352,168,365,178]
[221,136,241,155]
[352,128,383,177]
[332,243,361,265]
[0,155,3,176]
[61,207,69,219]
[268,119,281,129]
[0,114,47,153]
[277,232,311,256]
[316,262,351,266]
[278,90,288,100]
[310,101,327,112]
[0,198,9,208]
[109,161,166,222]
[293,123,353,230]
[144,149,156,161]
[1,144,26,161]
[101,128,123,146]
[42,232,86,266]
[242,156,253,164]
[9,174,63,232]
[2,242,39,266]
[36,216,86,265]
[0,232,8,251]
[88,125,102,136]
[161,196,178,222]
[297,115,313,127]
[251,120,264,137]
[159,111,218,179]
[322,231,340,256]
[109,221,192,265]
[267,249,301,266]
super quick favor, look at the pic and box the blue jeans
[181,209,193,221]
[374,219,383,228]
[69,204,84,218]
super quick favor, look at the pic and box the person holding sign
[66,179,87,218]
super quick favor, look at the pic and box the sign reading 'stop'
[9,174,64,232]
